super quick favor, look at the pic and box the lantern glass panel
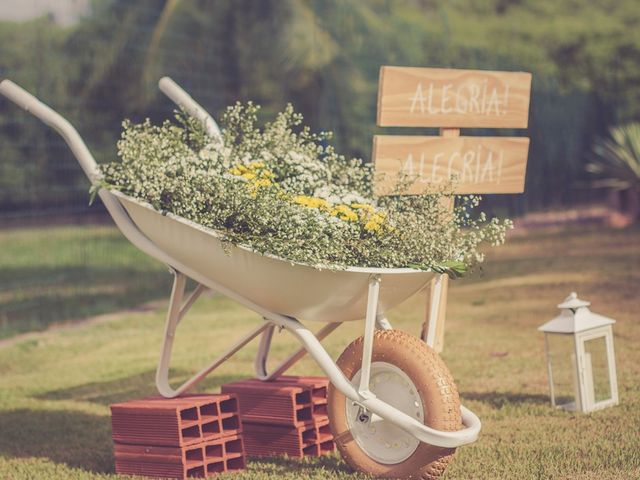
[547,333,577,408]
[583,335,611,404]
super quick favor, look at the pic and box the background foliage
[1,0,639,220]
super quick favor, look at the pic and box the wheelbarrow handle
[0,79,219,278]
[158,76,223,144]
[0,79,101,183]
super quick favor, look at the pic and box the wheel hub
[346,361,423,464]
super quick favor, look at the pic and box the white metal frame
[0,78,480,449]
[544,327,618,413]
[575,326,618,412]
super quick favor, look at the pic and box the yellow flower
[230,162,275,178]
[333,204,358,222]
[370,212,386,223]
[241,172,257,180]
[364,220,382,233]
[253,178,272,188]
[293,195,311,206]
[293,195,329,210]
[351,203,375,212]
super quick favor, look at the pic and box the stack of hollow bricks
[110,394,245,479]
[221,376,335,458]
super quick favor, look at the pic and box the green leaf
[433,262,467,278]
[88,184,101,206]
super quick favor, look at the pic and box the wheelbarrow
[0,78,481,479]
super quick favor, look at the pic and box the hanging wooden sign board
[377,66,532,129]
[373,135,529,195]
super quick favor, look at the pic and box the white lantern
[538,292,618,413]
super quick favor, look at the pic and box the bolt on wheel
[346,362,423,464]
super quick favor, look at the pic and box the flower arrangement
[97,103,511,276]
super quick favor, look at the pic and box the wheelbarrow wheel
[328,329,461,479]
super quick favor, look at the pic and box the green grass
[0,225,639,479]
[0,225,170,339]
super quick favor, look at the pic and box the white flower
[102,104,511,272]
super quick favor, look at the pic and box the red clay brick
[271,376,329,418]
[273,376,329,405]
[242,418,334,458]
[110,394,241,447]
[114,434,245,479]
[221,376,330,426]
[221,382,313,426]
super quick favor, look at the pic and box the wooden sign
[377,66,532,128]
[373,65,533,355]
[373,135,529,195]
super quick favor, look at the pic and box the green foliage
[100,107,510,272]
[0,17,81,212]
[2,0,640,216]
[587,123,640,190]
[0,225,169,339]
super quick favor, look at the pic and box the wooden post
[423,272,450,352]
[426,127,457,353]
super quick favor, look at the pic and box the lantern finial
[558,292,590,310]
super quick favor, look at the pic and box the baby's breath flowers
[98,103,512,274]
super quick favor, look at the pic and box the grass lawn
[0,224,638,479]
[0,225,170,339]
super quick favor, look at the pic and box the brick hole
[226,456,245,471]
[303,444,319,456]
[206,461,225,475]
[314,404,328,416]
[185,447,203,462]
[182,424,201,440]
[313,387,327,400]
[201,420,220,437]
[318,423,331,436]
[225,438,243,455]
[320,440,336,453]
[302,427,316,444]
[186,465,206,478]
[180,407,199,422]
[295,390,311,404]
[296,406,312,423]
[205,444,223,460]
[221,415,239,432]
[199,403,218,419]
[220,398,237,413]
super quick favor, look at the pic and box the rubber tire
[328,329,461,479]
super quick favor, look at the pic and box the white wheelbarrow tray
[0,78,480,450]
[115,189,434,323]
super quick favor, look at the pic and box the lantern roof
[538,292,615,334]
[557,292,590,309]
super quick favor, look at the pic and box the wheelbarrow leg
[357,275,381,397]
[423,274,445,348]
[254,321,343,380]
[155,270,271,397]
